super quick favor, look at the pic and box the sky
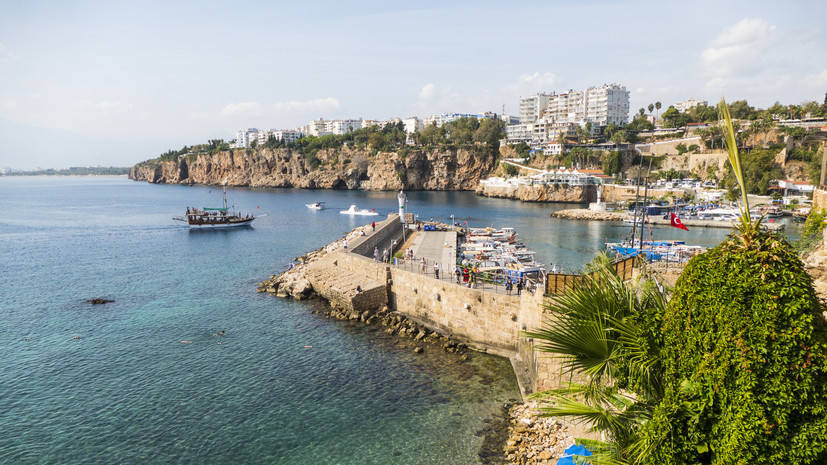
[1,0,826,170]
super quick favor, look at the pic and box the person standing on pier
[374,247,380,262]
[419,257,426,274]
[342,239,348,253]
[383,249,389,263]
[433,262,439,279]
[516,278,523,296]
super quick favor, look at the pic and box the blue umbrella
[555,444,593,465]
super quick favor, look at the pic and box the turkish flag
[670,212,688,231]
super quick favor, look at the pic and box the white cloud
[701,18,779,88]
[220,101,262,118]
[272,97,339,112]
[801,69,827,89]
[415,83,461,113]
[94,100,122,110]
[0,42,16,64]
[504,72,560,95]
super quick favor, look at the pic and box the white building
[517,84,630,128]
[302,119,329,137]
[233,128,260,148]
[326,119,362,135]
[402,117,423,134]
[675,98,708,113]
[423,112,498,128]
[260,129,303,144]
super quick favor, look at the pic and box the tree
[675,142,688,155]
[640,100,827,464]
[639,108,646,116]
[655,101,662,118]
[526,255,668,465]
[661,106,681,128]
[648,103,655,117]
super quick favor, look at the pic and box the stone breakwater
[550,209,625,221]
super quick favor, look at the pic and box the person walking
[433,262,439,279]
[455,266,461,284]
[342,239,347,253]
[371,221,375,231]
[516,278,523,296]
[419,257,426,274]
[374,247,380,262]
[383,249,389,263]
[505,279,512,296]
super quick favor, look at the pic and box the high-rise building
[518,84,630,127]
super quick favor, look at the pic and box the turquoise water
[0,176,799,464]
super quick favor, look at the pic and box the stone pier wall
[350,214,404,257]
[302,229,567,395]
[388,267,524,354]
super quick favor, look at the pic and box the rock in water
[86,298,114,305]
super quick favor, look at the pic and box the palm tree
[647,103,654,117]
[655,101,661,119]
[525,255,668,464]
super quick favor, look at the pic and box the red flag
[670,212,688,231]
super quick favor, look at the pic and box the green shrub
[645,229,827,463]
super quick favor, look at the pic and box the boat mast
[222,181,228,210]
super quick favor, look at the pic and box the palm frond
[718,98,751,227]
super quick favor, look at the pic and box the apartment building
[675,98,708,113]
[232,128,260,148]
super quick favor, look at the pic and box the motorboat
[340,204,379,216]
[306,202,326,210]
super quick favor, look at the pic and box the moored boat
[306,202,326,210]
[340,204,379,216]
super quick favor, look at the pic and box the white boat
[340,204,379,216]
[173,183,258,228]
[306,202,326,210]
[696,208,741,221]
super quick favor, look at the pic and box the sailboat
[173,182,258,228]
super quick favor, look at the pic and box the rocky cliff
[475,183,596,203]
[129,146,496,190]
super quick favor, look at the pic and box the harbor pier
[260,215,636,397]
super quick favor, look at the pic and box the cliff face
[129,146,496,190]
[475,183,596,203]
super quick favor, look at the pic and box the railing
[544,255,637,295]
[390,257,540,296]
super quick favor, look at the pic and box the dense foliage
[721,148,784,197]
[645,229,827,464]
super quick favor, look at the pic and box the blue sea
[0,176,797,464]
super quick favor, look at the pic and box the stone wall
[349,214,404,257]
[813,188,827,211]
[388,267,524,354]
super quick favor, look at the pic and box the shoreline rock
[502,402,577,465]
[550,209,625,221]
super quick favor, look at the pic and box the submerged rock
[86,298,114,305]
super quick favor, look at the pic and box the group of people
[455,266,479,288]
[504,277,524,296]
[374,247,390,263]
